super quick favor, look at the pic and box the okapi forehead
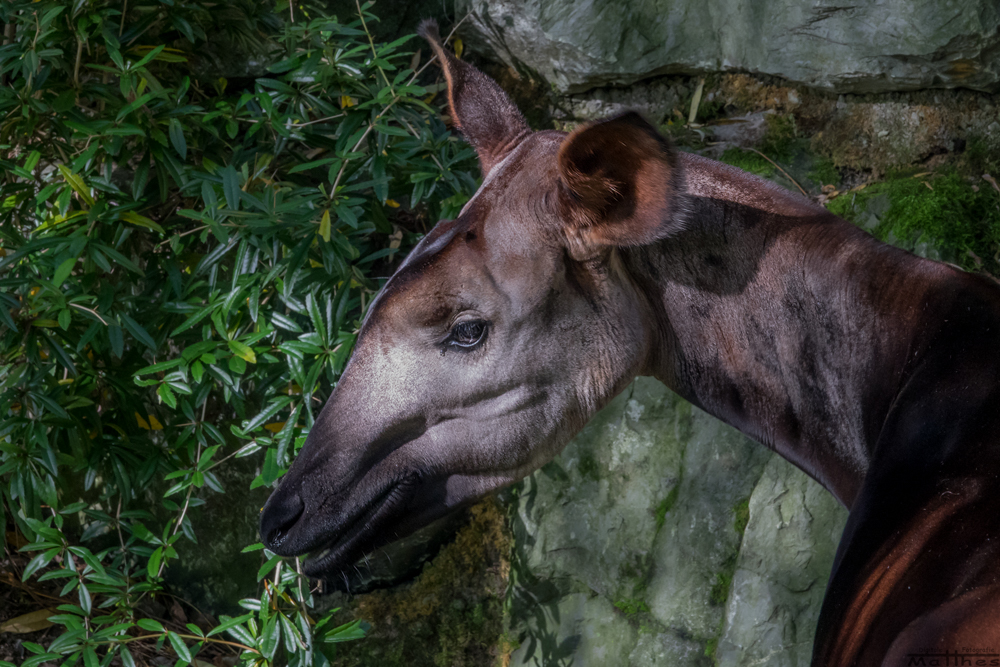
[362,211,480,331]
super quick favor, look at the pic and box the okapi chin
[260,19,1000,665]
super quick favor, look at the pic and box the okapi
[260,21,1000,666]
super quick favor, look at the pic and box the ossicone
[419,19,531,177]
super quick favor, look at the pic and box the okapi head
[259,21,687,576]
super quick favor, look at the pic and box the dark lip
[301,479,410,577]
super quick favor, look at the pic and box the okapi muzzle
[260,21,1000,665]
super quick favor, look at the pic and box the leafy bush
[0,1,477,665]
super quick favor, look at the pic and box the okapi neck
[620,155,964,509]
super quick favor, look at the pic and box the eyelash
[445,319,488,351]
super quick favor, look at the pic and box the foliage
[0,0,478,665]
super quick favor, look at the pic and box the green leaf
[256,552,281,582]
[115,92,157,121]
[108,325,124,359]
[278,612,302,652]
[324,618,368,643]
[56,168,93,208]
[221,165,241,210]
[93,244,143,274]
[121,314,157,351]
[53,257,76,287]
[306,292,328,345]
[167,631,192,663]
[136,618,164,633]
[259,615,280,660]
[119,210,165,233]
[168,118,187,160]
[270,312,302,332]
[22,552,54,581]
[227,340,256,364]
[242,397,292,433]
[170,301,218,336]
[82,646,99,667]
[319,209,331,242]
[23,150,41,172]
[133,44,166,69]
[133,153,150,200]
[135,358,185,376]
[78,583,91,615]
[228,355,247,375]
[147,546,163,579]
[157,383,177,409]
[221,620,256,646]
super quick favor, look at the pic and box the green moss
[576,452,601,481]
[760,114,799,160]
[808,158,840,187]
[732,499,750,536]
[708,497,753,608]
[704,636,720,661]
[719,147,775,177]
[963,135,1000,177]
[335,499,512,667]
[654,483,680,532]
[825,169,1000,273]
[613,598,651,615]
[708,553,738,607]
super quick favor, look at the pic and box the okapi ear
[419,20,530,176]
[558,112,684,247]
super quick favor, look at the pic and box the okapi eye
[448,320,488,349]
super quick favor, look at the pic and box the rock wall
[455,0,1000,94]
[508,377,848,666]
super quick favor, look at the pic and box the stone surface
[508,377,849,666]
[717,457,847,667]
[455,0,1000,94]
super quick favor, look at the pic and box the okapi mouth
[302,476,417,578]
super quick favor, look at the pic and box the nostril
[260,490,305,550]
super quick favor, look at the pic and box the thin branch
[356,0,391,91]
[69,303,108,325]
[746,147,808,197]
[73,36,83,86]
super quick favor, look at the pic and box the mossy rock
[826,169,1000,274]
[327,498,513,667]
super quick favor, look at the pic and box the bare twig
[69,303,108,325]
[73,37,83,86]
[356,0,391,91]
[746,147,808,197]
[687,77,705,126]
